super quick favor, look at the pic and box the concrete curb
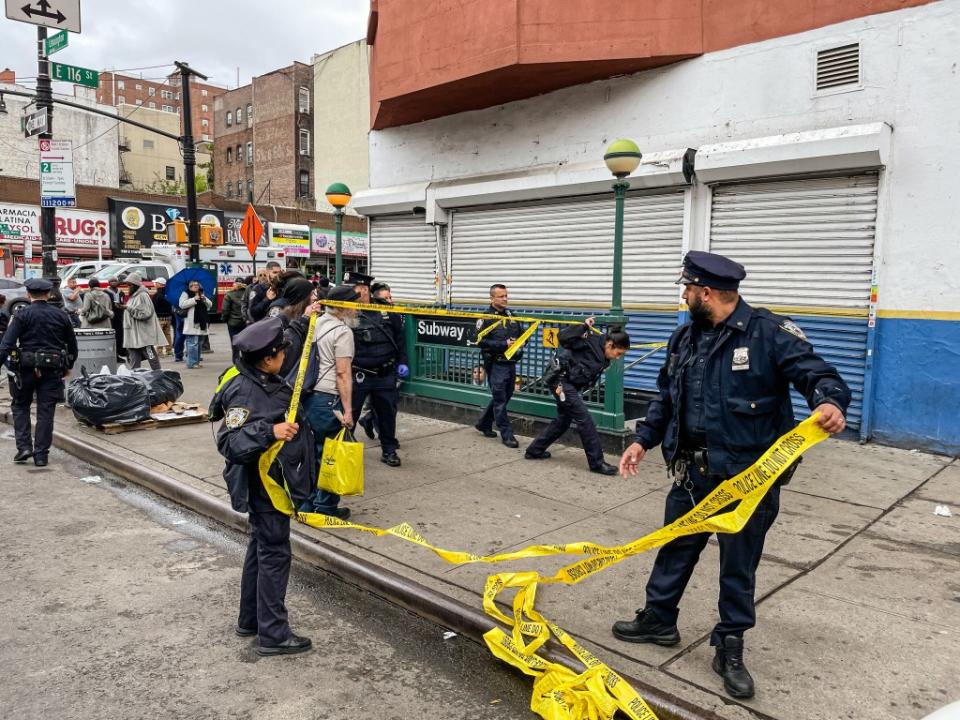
[23,415,719,720]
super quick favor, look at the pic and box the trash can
[74,329,117,377]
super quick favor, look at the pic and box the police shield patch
[779,319,808,340]
[224,406,251,429]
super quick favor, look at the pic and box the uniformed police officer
[525,318,629,474]
[344,271,408,467]
[475,283,522,448]
[210,317,315,656]
[613,251,850,699]
[0,278,77,467]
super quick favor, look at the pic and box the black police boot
[359,413,376,440]
[475,424,497,439]
[524,449,551,460]
[257,633,312,656]
[235,624,257,637]
[381,451,401,467]
[33,454,49,468]
[13,449,33,463]
[330,507,351,521]
[712,635,755,699]
[611,608,681,646]
[502,436,520,449]
[590,461,617,476]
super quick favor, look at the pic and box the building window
[201,118,209,128]
[246,103,252,127]
[236,107,242,124]
[201,133,210,141]
[135,99,142,105]
[298,86,310,113]
[226,183,232,199]
[299,170,310,198]
[135,83,142,91]
[236,145,242,163]
[161,104,174,113]
[201,103,208,112]
[118,95,126,104]
[148,87,155,97]
[117,80,125,90]
[225,110,232,127]
[237,180,243,197]
[246,141,253,165]
[148,101,155,109]
[201,89,208,97]
[226,147,232,163]
[298,129,310,156]
[165,166,175,181]
[143,139,154,150]
[247,179,253,196]
[161,89,173,100]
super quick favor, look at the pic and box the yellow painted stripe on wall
[876,309,960,321]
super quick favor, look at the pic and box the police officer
[613,251,850,700]
[525,318,629,474]
[210,317,315,657]
[344,272,408,467]
[0,278,77,467]
[474,283,522,448]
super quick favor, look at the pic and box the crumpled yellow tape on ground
[255,310,828,720]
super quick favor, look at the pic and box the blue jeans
[301,391,343,514]
[185,334,203,368]
[173,315,186,360]
[477,361,516,439]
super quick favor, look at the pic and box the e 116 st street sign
[51,61,98,88]
[4,0,81,33]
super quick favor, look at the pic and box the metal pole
[611,179,629,316]
[334,208,343,283]
[36,27,58,289]
[175,61,207,265]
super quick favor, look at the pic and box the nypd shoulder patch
[267,306,282,318]
[476,319,484,330]
[779,319,808,340]
[224,406,251,429]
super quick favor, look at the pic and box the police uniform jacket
[353,299,406,372]
[211,362,316,514]
[554,323,609,390]
[635,299,851,477]
[477,306,524,364]
[0,301,78,369]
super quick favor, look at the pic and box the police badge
[224,406,251,429]
[732,346,750,371]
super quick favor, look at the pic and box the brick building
[213,62,314,208]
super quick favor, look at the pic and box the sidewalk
[5,328,958,720]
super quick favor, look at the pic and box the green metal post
[604,178,630,430]
[334,208,344,283]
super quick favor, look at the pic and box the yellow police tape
[256,312,828,720]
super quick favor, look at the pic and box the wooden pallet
[94,407,208,435]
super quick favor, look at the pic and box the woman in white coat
[179,280,213,369]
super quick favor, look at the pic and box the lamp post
[603,139,642,316]
[325,182,352,283]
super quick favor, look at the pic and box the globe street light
[603,139,642,316]
[325,182,352,283]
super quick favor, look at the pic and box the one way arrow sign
[5,0,80,33]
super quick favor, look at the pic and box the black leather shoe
[611,608,681,646]
[475,424,497,438]
[13,450,33,463]
[33,455,49,468]
[590,462,617,476]
[359,414,376,440]
[502,437,520,449]
[381,452,401,467]
[524,450,551,460]
[328,507,351,521]
[235,624,257,637]
[257,633,312,656]
[712,636,755,699]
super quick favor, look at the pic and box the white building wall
[0,85,120,188]
[367,2,960,315]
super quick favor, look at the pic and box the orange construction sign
[240,203,263,259]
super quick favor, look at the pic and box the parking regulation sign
[39,138,76,208]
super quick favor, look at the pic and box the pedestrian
[474,283,522,448]
[221,278,249,362]
[210,316,315,657]
[613,251,850,700]
[61,278,83,328]
[241,271,265,326]
[121,272,166,371]
[265,271,308,319]
[277,283,322,379]
[299,285,357,519]
[248,261,283,322]
[106,277,126,361]
[347,275,407,466]
[525,318,628,474]
[179,280,213,369]
[80,278,114,329]
[0,294,8,337]
[0,278,77,468]
[152,277,174,356]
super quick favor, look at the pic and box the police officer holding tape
[0,278,77,467]
[475,283,522,448]
[614,251,850,700]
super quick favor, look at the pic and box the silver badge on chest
[732,346,750,371]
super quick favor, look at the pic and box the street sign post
[22,107,48,137]
[44,28,68,55]
[38,138,75,207]
[4,0,81,33]
[51,61,98,88]
[240,204,264,260]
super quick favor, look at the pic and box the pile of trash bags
[68,366,184,427]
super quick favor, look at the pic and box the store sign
[268,222,310,257]
[0,202,108,255]
[225,212,267,247]
[415,315,477,347]
[109,198,223,257]
[311,229,369,257]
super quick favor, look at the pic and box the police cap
[343,271,374,286]
[233,317,290,359]
[325,285,360,303]
[24,278,53,293]
[675,251,746,291]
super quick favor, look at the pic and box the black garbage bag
[133,369,184,407]
[68,369,152,426]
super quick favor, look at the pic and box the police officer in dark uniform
[344,271,408,467]
[210,317,315,656]
[525,318,630,474]
[613,251,850,699]
[474,283,522,448]
[0,278,77,467]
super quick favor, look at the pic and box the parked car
[0,277,30,317]
[59,260,122,287]
[91,261,173,287]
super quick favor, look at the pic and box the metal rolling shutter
[709,174,878,429]
[368,215,439,303]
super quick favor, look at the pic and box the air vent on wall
[816,43,861,91]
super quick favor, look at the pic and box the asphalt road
[0,438,531,720]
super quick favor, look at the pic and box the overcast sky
[2,1,368,91]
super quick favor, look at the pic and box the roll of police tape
[254,313,829,720]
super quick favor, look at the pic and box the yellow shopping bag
[318,428,364,496]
